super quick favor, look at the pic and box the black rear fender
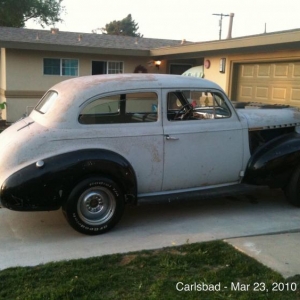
[0,149,137,211]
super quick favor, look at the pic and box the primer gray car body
[1,74,300,235]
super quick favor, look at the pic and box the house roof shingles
[0,26,187,55]
[2,26,300,58]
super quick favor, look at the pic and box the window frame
[107,61,124,74]
[90,60,124,75]
[43,58,79,76]
[35,90,58,114]
[78,90,159,125]
[166,89,232,121]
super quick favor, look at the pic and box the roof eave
[150,30,300,58]
[0,41,151,56]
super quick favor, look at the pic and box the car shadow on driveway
[119,188,299,237]
[1,188,300,270]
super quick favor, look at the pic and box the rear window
[35,91,58,114]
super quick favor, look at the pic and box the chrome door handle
[166,135,179,141]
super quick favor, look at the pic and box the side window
[192,91,231,119]
[167,92,184,111]
[81,95,120,115]
[167,90,231,121]
[79,92,158,124]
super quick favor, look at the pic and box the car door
[162,89,244,191]
[78,90,164,195]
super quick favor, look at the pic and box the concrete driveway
[1,188,300,271]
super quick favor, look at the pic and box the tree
[101,14,142,37]
[0,0,65,28]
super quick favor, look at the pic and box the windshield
[35,91,58,114]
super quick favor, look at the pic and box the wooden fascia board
[150,31,300,57]
[0,41,150,57]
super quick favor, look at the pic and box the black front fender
[0,149,137,211]
[243,132,300,187]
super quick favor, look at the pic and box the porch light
[155,60,161,69]
[219,58,226,73]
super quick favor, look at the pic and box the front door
[162,89,244,191]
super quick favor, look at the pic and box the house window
[62,59,78,76]
[43,58,79,76]
[107,61,123,74]
[44,58,60,75]
[92,61,124,75]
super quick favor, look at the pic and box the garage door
[234,62,300,107]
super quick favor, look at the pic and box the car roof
[52,73,222,97]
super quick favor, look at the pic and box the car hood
[236,106,300,130]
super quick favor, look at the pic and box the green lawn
[0,240,299,300]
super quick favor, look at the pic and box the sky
[26,0,300,42]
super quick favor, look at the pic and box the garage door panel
[293,64,300,77]
[257,64,271,78]
[291,89,300,102]
[274,64,289,78]
[236,62,300,106]
[256,86,269,100]
[241,65,255,77]
[240,85,254,98]
[272,87,287,102]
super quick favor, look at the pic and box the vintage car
[1,74,300,235]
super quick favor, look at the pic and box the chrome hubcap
[77,187,116,226]
[85,192,103,213]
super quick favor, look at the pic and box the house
[1,26,300,122]
[158,28,300,108]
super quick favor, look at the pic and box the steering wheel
[174,103,193,120]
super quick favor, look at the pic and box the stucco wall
[4,47,300,122]
[0,50,1,83]
[202,56,229,92]
[4,49,155,122]
[0,48,6,120]
[5,97,38,122]
[5,49,153,91]
[0,48,6,91]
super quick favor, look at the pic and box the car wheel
[284,166,300,207]
[62,177,125,235]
